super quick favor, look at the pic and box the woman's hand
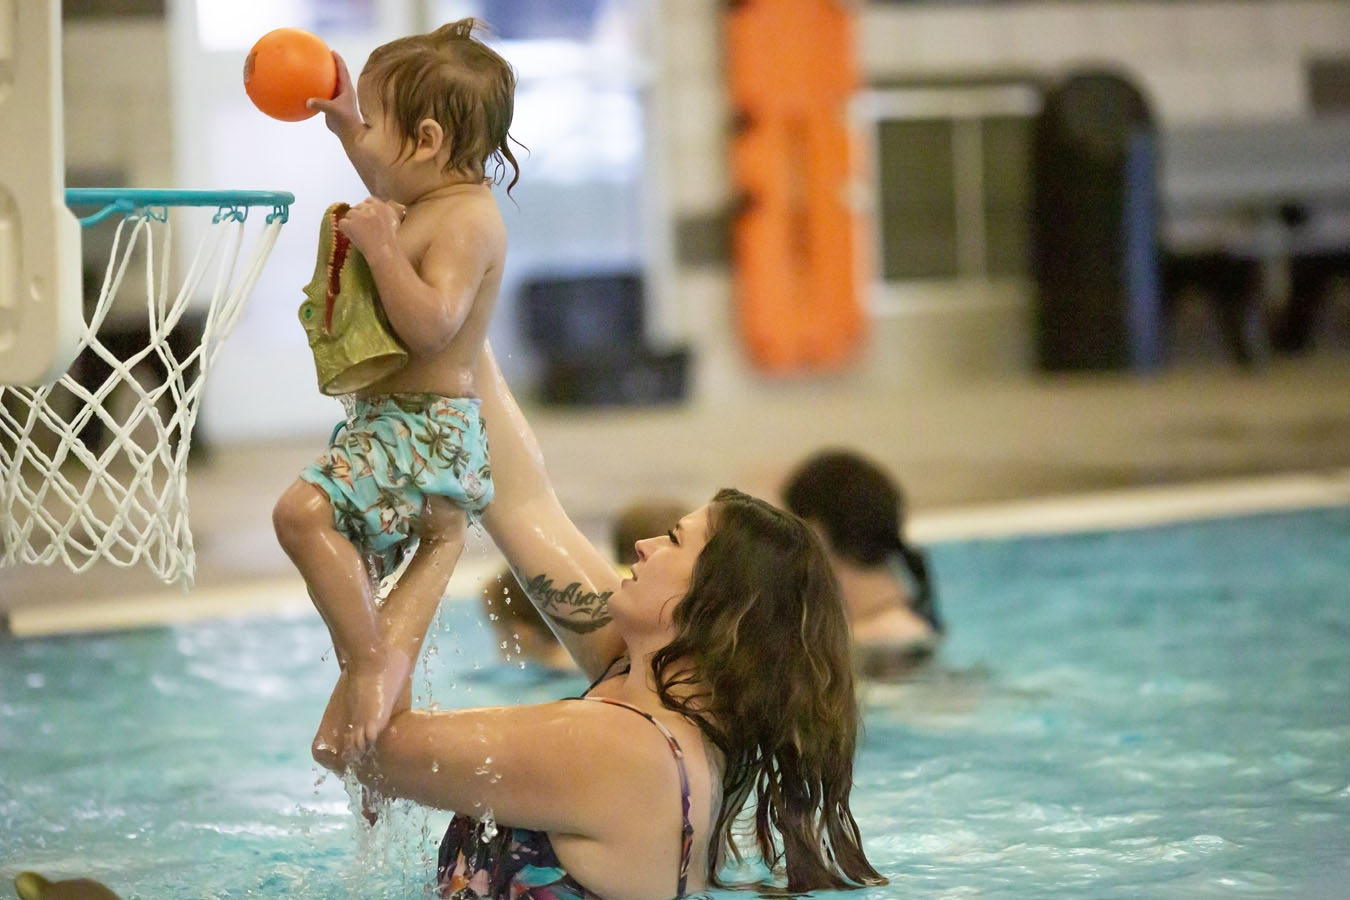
[306,51,361,141]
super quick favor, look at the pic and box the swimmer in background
[480,566,576,674]
[478,499,687,674]
[271,19,519,756]
[610,497,689,570]
[783,449,944,678]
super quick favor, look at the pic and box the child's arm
[474,342,629,680]
[306,52,381,196]
[338,199,495,356]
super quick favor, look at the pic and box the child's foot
[344,649,413,755]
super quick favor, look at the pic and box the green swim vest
[299,202,408,396]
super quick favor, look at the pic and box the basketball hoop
[0,188,293,587]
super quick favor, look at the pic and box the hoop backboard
[0,0,83,385]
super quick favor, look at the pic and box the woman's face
[613,505,711,635]
[353,76,412,198]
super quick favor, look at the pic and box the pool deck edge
[8,467,1350,637]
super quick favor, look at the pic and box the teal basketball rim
[0,188,294,586]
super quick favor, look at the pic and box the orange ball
[243,28,337,122]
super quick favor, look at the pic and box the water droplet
[499,641,508,650]
[430,761,440,773]
[489,613,498,622]
[480,808,498,841]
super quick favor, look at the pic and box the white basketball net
[0,199,287,587]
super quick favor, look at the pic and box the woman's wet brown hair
[652,488,885,892]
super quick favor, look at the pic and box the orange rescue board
[726,0,864,373]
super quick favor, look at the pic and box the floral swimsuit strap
[579,696,694,899]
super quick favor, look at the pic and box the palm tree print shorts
[299,393,493,578]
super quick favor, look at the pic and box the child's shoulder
[425,183,502,223]
[411,184,504,237]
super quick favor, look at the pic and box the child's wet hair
[363,18,521,193]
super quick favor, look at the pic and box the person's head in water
[783,449,941,635]
[610,497,688,567]
[481,567,574,673]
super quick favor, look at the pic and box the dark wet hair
[651,489,885,893]
[783,449,941,632]
[362,18,521,193]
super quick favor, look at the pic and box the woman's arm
[359,698,667,836]
[476,342,627,680]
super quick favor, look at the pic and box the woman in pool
[311,343,886,899]
[783,449,944,679]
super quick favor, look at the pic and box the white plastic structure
[0,189,293,587]
[0,0,84,385]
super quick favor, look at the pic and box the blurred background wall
[58,0,1350,445]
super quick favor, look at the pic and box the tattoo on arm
[522,573,613,634]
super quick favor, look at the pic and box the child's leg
[312,498,465,775]
[273,480,375,664]
[385,497,467,660]
[274,479,402,752]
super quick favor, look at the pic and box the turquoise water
[3,506,1348,898]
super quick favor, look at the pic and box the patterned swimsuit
[435,674,695,900]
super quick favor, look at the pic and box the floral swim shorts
[300,393,492,579]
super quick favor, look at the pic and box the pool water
[3,506,1348,898]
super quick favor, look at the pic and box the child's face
[354,75,414,198]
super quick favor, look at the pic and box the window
[860,82,1039,282]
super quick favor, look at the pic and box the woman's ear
[413,118,446,160]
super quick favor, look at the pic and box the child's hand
[306,51,361,141]
[337,197,404,258]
